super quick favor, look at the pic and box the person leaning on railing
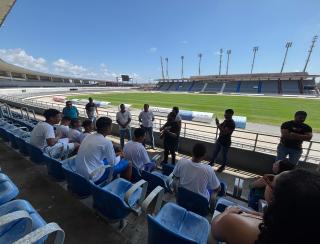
[276,111,313,165]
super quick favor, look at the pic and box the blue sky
[0,0,320,82]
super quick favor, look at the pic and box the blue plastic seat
[0,199,47,244]
[131,166,142,183]
[26,143,44,164]
[141,170,171,193]
[176,187,209,217]
[16,136,29,156]
[147,202,210,244]
[62,157,91,198]
[91,178,144,221]
[218,180,228,197]
[43,154,65,181]
[162,163,175,176]
[0,173,19,205]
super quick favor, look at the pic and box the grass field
[68,92,320,131]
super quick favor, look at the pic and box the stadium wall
[1,98,317,175]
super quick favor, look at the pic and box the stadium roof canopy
[158,72,320,82]
[0,0,16,27]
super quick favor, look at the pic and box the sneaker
[216,165,225,173]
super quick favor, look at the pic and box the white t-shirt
[75,133,117,182]
[116,110,131,129]
[79,132,91,143]
[56,125,69,138]
[30,122,55,151]
[173,158,220,201]
[123,141,150,170]
[68,129,81,143]
[139,111,154,128]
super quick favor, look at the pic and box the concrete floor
[0,141,130,244]
[0,134,257,244]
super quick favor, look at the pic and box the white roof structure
[0,0,16,27]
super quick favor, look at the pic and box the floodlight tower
[303,35,318,72]
[280,42,293,73]
[226,50,231,75]
[250,46,259,74]
[160,56,165,80]
[165,57,169,80]
[181,56,184,78]
[198,53,202,75]
[218,49,223,75]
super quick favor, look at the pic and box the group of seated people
[29,109,320,244]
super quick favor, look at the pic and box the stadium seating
[141,170,173,193]
[43,154,65,181]
[147,202,210,244]
[62,157,92,198]
[0,200,47,244]
[282,80,300,94]
[90,178,148,221]
[0,173,19,205]
[26,143,45,165]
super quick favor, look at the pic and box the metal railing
[1,94,320,165]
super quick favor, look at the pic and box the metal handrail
[0,94,319,164]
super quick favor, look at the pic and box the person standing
[139,104,155,149]
[85,97,99,124]
[172,106,182,151]
[116,104,132,148]
[210,109,235,172]
[62,101,79,119]
[160,112,180,165]
[276,111,313,165]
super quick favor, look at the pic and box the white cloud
[181,40,188,44]
[214,50,222,56]
[0,48,48,71]
[53,58,87,76]
[148,47,158,53]
[0,48,150,82]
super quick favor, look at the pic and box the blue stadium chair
[0,173,19,205]
[141,170,172,193]
[162,163,175,176]
[131,166,142,183]
[147,202,210,244]
[176,187,209,217]
[16,136,30,156]
[0,199,47,244]
[215,197,252,213]
[218,180,228,197]
[90,178,147,222]
[26,143,44,165]
[62,157,91,198]
[43,154,65,181]
[6,131,19,149]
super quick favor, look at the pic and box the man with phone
[210,109,235,172]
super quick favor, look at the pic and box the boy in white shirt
[173,143,221,205]
[30,109,77,158]
[116,104,132,148]
[68,118,82,143]
[75,117,132,184]
[79,119,94,143]
[55,116,71,138]
[123,128,156,171]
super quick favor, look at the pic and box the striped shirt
[173,158,220,201]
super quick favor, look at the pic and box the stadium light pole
[165,57,169,80]
[198,53,202,76]
[181,56,184,78]
[250,46,259,74]
[280,42,292,73]
[160,56,165,81]
[303,35,318,72]
[219,49,223,76]
[226,50,231,75]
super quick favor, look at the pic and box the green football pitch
[68,92,320,132]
